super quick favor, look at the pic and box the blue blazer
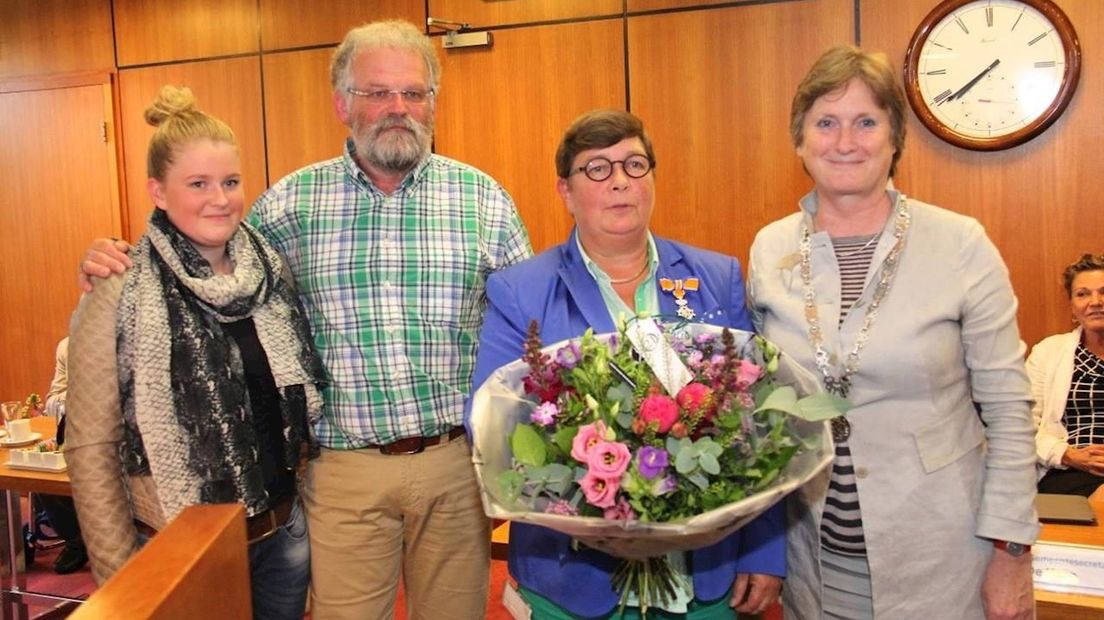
[469,231,785,617]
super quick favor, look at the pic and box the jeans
[248,497,310,620]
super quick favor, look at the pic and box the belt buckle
[248,510,279,545]
[387,436,426,455]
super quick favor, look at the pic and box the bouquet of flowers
[469,318,843,613]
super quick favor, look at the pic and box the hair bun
[144,85,198,127]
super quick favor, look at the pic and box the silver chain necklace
[799,193,911,441]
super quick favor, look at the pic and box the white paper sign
[1034,541,1104,596]
[624,318,692,396]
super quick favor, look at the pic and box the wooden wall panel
[628,0,758,12]
[114,0,259,66]
[262,48,350,183]
[861,0,1104,347]
[428,0,622,29]
[629,0,852,263]
[434,19,626,253]
[118,57,266,240]
[259,0,425,50]
[0,0,114,80]
[0,84,119,401]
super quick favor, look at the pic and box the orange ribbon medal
[659,277,699,319]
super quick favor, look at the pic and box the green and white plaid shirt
[249,141,532,448]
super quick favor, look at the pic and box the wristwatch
[992,540,1031,557]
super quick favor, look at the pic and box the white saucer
[0,432,42,447]
[5,460,66,473]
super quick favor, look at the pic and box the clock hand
[941,59,1001,104]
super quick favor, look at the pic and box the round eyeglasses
[346,87,435,105]
[572,154,654,182]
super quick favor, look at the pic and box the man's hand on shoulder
[78,238,133,293]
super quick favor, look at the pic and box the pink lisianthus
[571,421,612,462]
[603,497,637,521]
[676,383,714,419]
[580,471,620,508]
[531,401,559,427]
[637,394,679,434]
[736,359,763,389]
[588,441,632,478]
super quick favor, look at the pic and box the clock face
[904,0,1081,150]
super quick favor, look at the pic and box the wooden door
[0,82,121,402]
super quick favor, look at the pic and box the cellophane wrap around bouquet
[470,320,839,573]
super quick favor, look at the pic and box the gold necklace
[608,260,649,285]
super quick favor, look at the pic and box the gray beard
[354,113,434,173]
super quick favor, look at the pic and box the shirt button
[855,467,869,479]
[383,281,393,290]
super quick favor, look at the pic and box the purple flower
[694,333,716,346]
[686,350,704,369]
[531,402,559,427]
[636,446,669,480]
[651,474,677,496]
[555,342,582,369]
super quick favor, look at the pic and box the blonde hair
[330,20,441,97]
[144,86,236,181]
[791,45,907,177]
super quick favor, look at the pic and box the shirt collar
[341,138,432,195]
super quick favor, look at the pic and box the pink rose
[637,394,679,434]
[571,421,609,462]
[736,360,762,389]
[603,497,637,521]
[580,471,620,508]
[587,441,632,479]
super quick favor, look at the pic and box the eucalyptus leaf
[687,471,709,490]
[699,452,720,475]
[674,450,696,474]
[498,470,525,501]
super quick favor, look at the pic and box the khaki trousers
[303,436,491,619]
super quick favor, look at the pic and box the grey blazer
[749,190,1039,619]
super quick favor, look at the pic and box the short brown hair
[555,109,656,179]
[144,86,236,181]
[1062,254,1104,297]
[790,45,907,177]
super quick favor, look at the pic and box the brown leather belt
[247,494,295,544]
[366,427,466,455]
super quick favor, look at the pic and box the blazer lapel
[558,230,617,333]
[654,238,720,322]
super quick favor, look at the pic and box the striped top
[820,233,878,556]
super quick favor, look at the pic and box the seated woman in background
[66,86,325,620]
[1032,253,1104,497]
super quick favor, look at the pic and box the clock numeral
[955,17,969,35]
[931,41,952,51]
[1011,12,1024,32]
[1034,60,1057,68]
[985,7,994,28]
[925,69,947,76]
[932,89,953,105]
[1028,31,1049,46]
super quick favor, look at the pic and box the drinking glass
[1,401,20,436]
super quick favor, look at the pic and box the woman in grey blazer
[748,45,1037,620]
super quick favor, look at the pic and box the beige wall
[1,0,1100,400]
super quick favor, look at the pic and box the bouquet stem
[612,556,687,618]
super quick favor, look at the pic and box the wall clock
[902,0,1081,151]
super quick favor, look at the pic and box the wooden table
[0,416,82,620]
[1036,493,1104,620]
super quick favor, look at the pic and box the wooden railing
[69,503,251,619]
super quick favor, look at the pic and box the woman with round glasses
[468,109,785,619]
